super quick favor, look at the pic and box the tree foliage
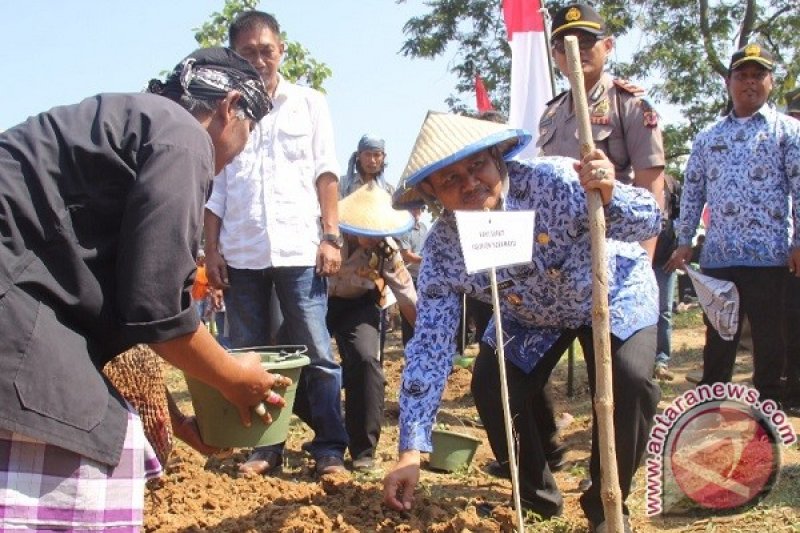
[396,0,799,172]
[193,0,332,91]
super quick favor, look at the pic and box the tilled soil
[145,320,800,532]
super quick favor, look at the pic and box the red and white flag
[503,0,553,159]
[475,74,494,113]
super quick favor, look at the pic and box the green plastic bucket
[429,428,482,472]
[185,345,309,448]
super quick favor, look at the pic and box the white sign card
[454,210,535,274]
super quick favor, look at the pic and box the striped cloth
[0,408,161,531]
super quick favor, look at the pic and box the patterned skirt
[0,408,161,531]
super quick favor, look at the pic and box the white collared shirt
[206,75,339,268]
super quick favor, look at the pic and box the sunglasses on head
[551,35,603,54]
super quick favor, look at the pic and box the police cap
[729,43,775,72]
[551,3,607,38]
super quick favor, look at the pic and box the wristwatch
[321,233,344,249]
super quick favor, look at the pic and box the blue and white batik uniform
[398,156,661,452]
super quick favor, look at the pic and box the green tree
[194,0,332,91]
[396,0,799,173]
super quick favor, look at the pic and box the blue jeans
[653,265,676,366]
[225,266,348,459]
[213,311,231,349]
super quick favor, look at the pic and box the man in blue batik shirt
[667,44,800,404]
[383,112,661,532]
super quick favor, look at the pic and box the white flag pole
[488,265,524,533]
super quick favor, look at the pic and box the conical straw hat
[339,182,413,237]
[392,111,531,209]
[686,267,740,341]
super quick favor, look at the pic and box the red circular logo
[668,402,780,511]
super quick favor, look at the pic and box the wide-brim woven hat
[339,182,414,237]
[392,111,531,209]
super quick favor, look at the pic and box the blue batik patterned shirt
[677,105,800,268]
[399,156,661,452]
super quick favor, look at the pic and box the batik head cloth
[148,47,271,123]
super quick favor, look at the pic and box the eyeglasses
[551,36,601,54]
[730,70,770,82]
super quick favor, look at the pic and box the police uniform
[536,73,665,185]
[538,2,665,186]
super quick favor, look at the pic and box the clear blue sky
[0,1,684,182]
[0,1,460,185]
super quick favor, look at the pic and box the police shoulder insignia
[613,78,646,97]
[640,98,659,128]
[544,90,568,107]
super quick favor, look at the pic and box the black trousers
[472,325,659,524]
[327,296,385,459]
[699,266,786,401]
[456,296,494,353]
[784,272,800,400]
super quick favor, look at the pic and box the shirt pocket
[592,125,627,169]
[14,300,108,432]
[277,109,313,162]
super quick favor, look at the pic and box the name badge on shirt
[483,279,516,294]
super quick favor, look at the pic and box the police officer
[536,3,666,498]
[538,3,666,233]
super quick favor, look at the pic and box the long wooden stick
[564,36,624,532]
[489,265,524,532]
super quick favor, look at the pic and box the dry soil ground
[145,308,800,532]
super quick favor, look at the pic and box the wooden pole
[489,266,525,533]
[461,293,468,357]
[563,36,624,532]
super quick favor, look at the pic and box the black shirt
[0,93,213,464]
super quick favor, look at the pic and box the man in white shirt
[204,10,348,476]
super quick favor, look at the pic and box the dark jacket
[0,93,212,465]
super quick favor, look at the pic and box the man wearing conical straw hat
[383,111,662,532]
[328,183,417,471]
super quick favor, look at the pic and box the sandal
[238,448,282,475]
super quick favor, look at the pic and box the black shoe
[485,446,567,479]
[475,501,496,518]
[315,455,346,476]
[485,460,510,479]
